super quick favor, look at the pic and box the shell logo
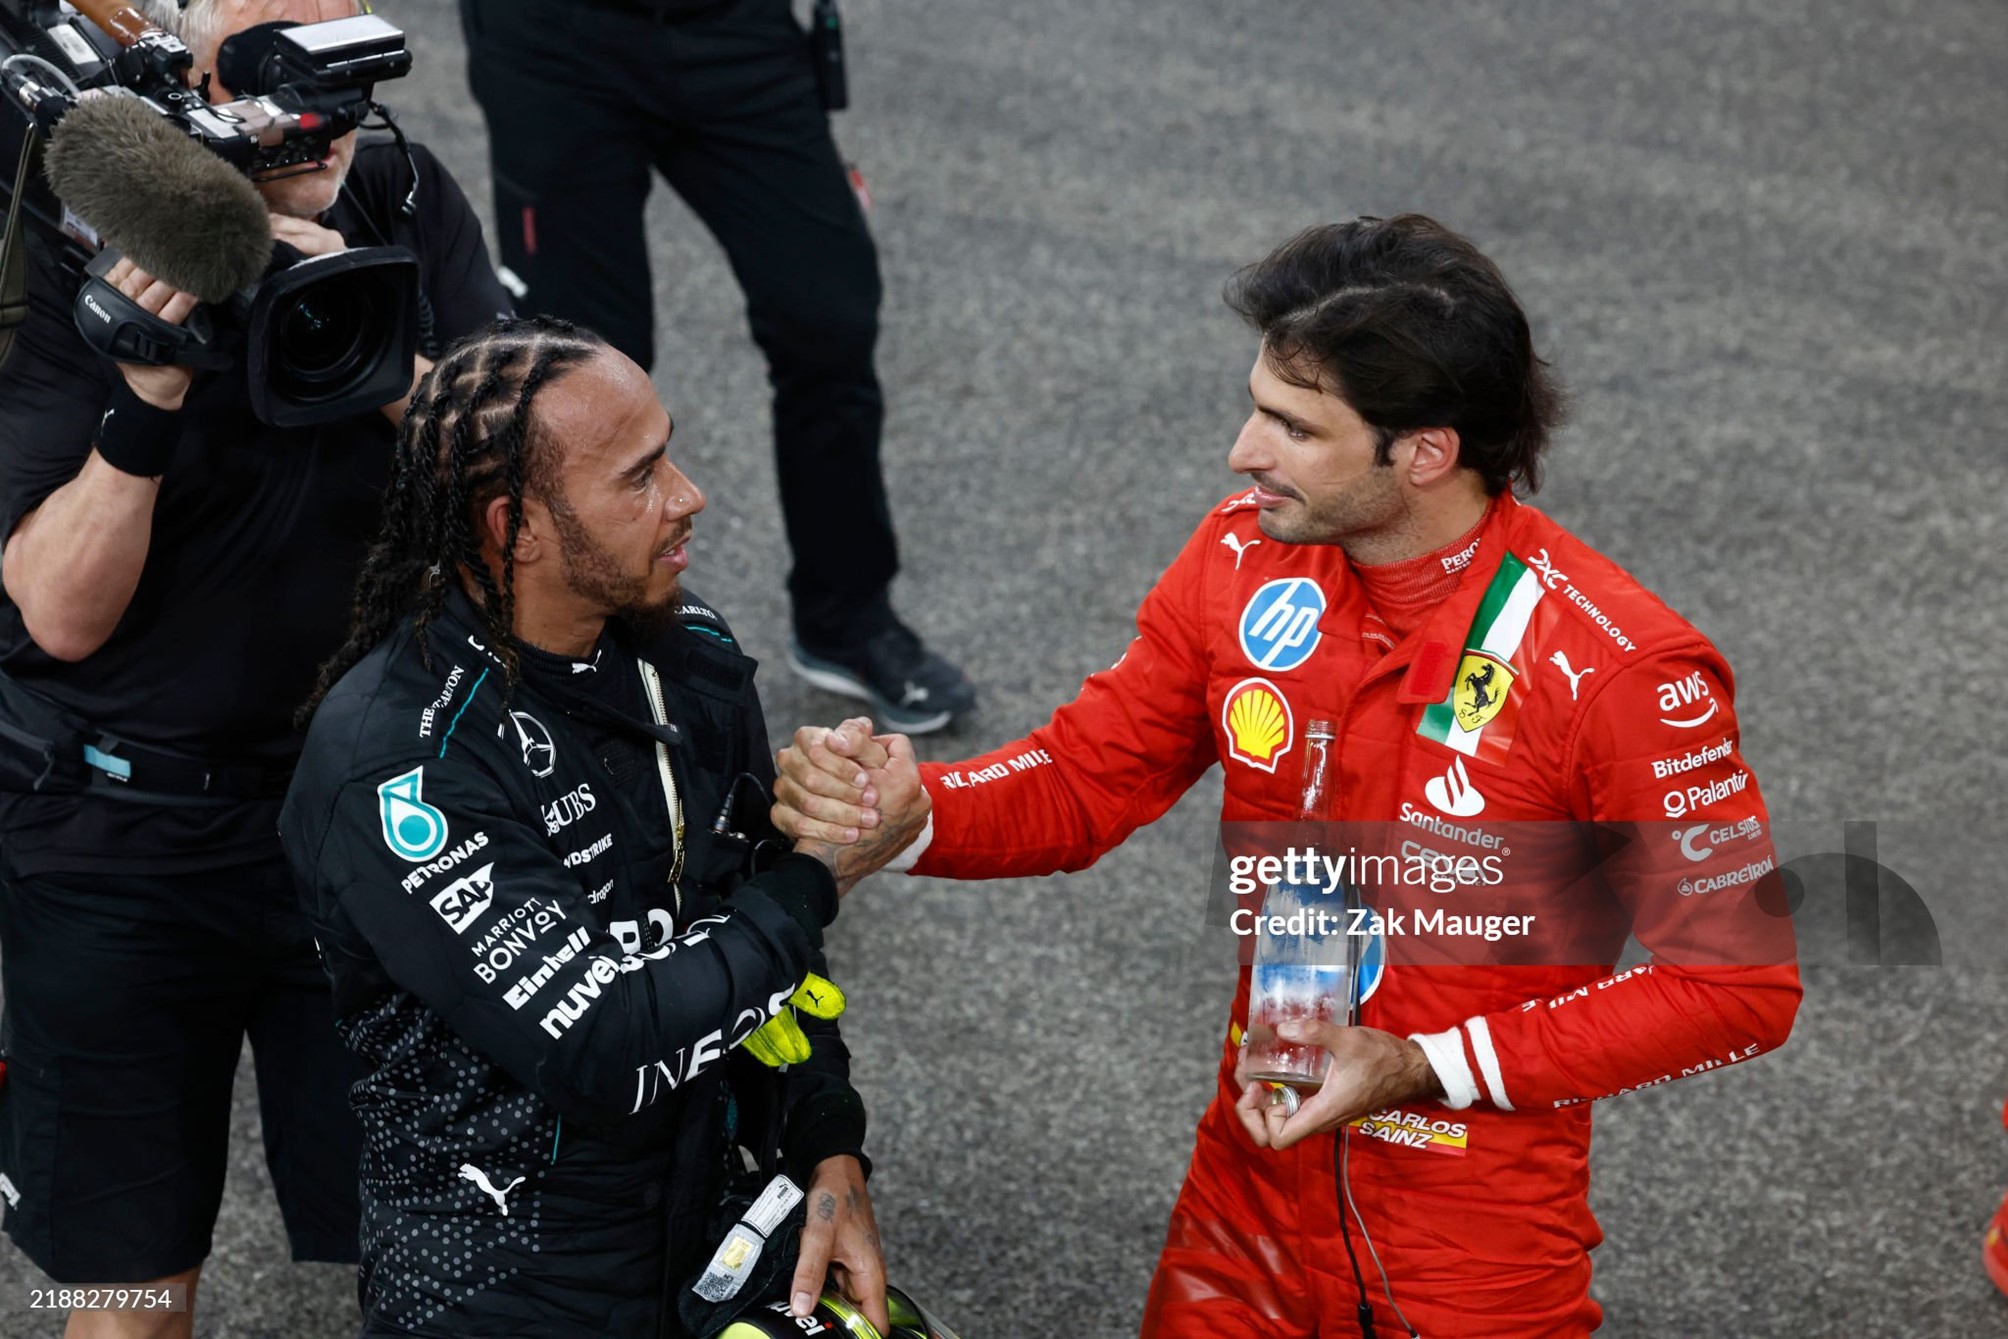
[1222,677,1294,773]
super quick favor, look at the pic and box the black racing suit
[280,589,864,1337]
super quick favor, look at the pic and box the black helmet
[717,1285,962,1339]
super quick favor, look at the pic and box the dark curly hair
[1225,214,1568,495]
[302,315,608,721]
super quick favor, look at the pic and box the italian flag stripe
[1417,555,1547,756]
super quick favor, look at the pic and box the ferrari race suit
[902,491,1800,1337]
[281,590,864,1337]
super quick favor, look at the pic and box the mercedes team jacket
[282,590,861,1337]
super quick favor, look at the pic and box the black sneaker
[787,623,977,734]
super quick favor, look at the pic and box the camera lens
[274,278,374,395]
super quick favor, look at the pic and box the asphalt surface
[2,0,2005,1334]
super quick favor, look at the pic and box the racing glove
[741,973,847,1068]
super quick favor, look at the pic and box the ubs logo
[542,783,597,836]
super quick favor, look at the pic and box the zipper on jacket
[636,659,686,920]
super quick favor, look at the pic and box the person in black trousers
[460,0,976,733]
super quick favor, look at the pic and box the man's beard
[1262,468,1403,547]
[546,496,679,637]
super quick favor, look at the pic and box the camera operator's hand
[103,257,197,411]
[268,213,347,258]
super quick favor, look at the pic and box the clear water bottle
[1243,718,1344,1088]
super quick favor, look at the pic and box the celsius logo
[1657,671,1718,728]
[1238,577,1326,672]
[378,767,448,861]
[1673,816,1764,862]
[1424,757,1486,817]
[501,711,556,777]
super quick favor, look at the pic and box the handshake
[773,717,932,896]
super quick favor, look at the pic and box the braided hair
[302,315,608,722]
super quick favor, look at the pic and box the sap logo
[562,833,613,868]
[1423,757,1486,818]
[542,784,597,835]
[1238,578,1326,672]
[428,863,495,934]
[378,767,447,862]
[1657,671,1718,728]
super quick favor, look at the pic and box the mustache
[1250,473,1302,501]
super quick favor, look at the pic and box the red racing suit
[905,491,1800,1337]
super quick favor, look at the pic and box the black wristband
[749,852,840,946]
[93,378,182,478]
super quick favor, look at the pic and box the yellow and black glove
[741,972,847,1068]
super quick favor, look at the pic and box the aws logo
[1657,671,1718,728]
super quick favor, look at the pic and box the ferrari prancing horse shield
[1452,652,1516,732]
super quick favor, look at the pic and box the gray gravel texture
[2,0,2004,1334]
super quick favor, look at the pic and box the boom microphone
[44,93,271,301]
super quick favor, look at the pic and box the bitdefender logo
[1651,736,1736,780]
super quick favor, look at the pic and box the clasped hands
[776,716,929,895]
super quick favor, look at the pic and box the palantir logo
[378,767,448,862]
[1424,757,1486,817]
[1238,577,1326,672]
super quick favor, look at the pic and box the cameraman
[0,0,510,1333]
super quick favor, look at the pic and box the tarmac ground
[0,0,2003,1334]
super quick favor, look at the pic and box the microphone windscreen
[45,93,272,302]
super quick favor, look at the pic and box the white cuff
[881,809,934,875]
[1408,1028,1479,1110]
[1465,1015,1515,1111]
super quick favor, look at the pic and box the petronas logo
[378,767,448,862]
